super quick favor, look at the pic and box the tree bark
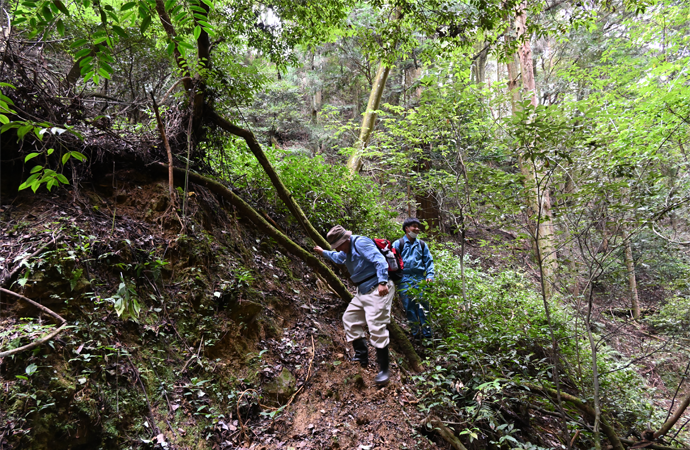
[427,416,469,450]
[624,238,641,320]
[347,62,392,174]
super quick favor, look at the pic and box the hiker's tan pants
[343,280,395,349]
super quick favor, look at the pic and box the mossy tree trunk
[347,62,392,174]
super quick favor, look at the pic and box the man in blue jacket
[393,218,435,339]
[314,225,395,386]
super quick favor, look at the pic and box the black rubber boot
[351,338,368,368]
[374,345,390,386]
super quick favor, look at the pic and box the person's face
[406,223,421,236]
[335,239,350,253]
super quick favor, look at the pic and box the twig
[0,287,68,358]
[178,337,203,374]
[236,388,258,444]
[1,237,56,288]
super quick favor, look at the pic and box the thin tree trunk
[624,238,641,320]
[347,62,392,174]
[586,284,603,450]
[150,92,176,205]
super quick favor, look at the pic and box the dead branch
[1,237,56,288]
[150,92,177,205]
[0,287,67,358]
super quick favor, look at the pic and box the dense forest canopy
[2,0,690,448]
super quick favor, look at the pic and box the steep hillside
[0,170,441,449]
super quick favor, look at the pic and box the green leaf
[62,153,71,164]
[74,48,92,58]
[47,148,54,155]
[193,25,201,40]
[140,14,151,33]
[30,165,43,174]
[0,115,9,124]
[70,39,88,49]
[56,19,65,36]
[121,2,136,11]
[178,41,194,50]
[112,25,127,37]
[42,4,54,21]
[25,152,40,162]
[17,124,33,140]
[56,173,69,184]
[69,151,86,162]
[98,67,111,79]
[0,94,15,105]
[53,0,70,15]
[99,61,113,73]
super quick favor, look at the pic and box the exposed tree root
[0,287,67,358]
[154,164,424,372]
[425,416,469,450]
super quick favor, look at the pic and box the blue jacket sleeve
[424,243,435,279]
[322,250,347,265]
[358,238,389,283]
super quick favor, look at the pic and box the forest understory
[2,0,690,448]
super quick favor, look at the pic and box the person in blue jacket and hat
[393,218,435,339]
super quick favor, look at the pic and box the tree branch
[0,287,67,358]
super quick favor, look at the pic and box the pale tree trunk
[514,8,557,299]
[510,6,568,444]
[472,41,488,86]
[624,238,641,319]
[347,8,401,174]
[347,62,392,174]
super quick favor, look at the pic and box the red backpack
[358,237,404,282]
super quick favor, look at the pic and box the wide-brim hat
[327,225,352,248]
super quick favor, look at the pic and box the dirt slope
[0,170,437,450]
